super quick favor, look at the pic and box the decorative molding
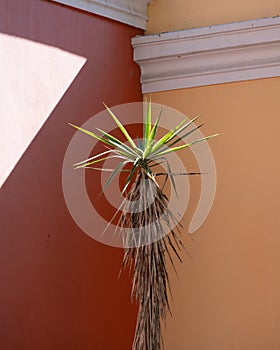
[132,17,280,93]
[52,0,150,29]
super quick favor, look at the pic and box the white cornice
[52,0,150,29]
[132,17,280,93]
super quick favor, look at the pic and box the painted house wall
[0,0,142,349]
[150,79,280,350]
[147,0,280,33]
[145,1,280,350]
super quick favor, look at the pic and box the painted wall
[0,0,142,349]
[145,1,280,350]
[147,0,280,33]
[150,79,280,350]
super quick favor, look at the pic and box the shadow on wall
[0,0,143,349]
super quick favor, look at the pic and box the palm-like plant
[70,102,217,350]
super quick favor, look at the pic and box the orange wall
[146,2,280,349]
[150,78,280,350]
[147,0,280,33]
[0,0,142,349]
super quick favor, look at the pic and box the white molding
[52,0,150,29]
[132,17,280,93]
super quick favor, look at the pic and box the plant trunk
[121,170,184,350]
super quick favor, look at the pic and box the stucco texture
[147,0,280,33]
[0,0,143,349]
[149,77,280,350]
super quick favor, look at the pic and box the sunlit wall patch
[0,33,86,187]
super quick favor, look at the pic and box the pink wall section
[0,0,143,349]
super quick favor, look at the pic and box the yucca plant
[70,102,217,350]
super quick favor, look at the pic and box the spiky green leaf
[143,99,152,148]
[103,103,136,150]
[122,160,139,194]
[150,118,189,154]
[167,124,203,148]
[69,123,111,146]
[73,149,112,167]
[96,128,139,158]
[154,134,218,157]
[100,160,128,196]
[165,116,200,145]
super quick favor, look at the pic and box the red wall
[0,1,143,349]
